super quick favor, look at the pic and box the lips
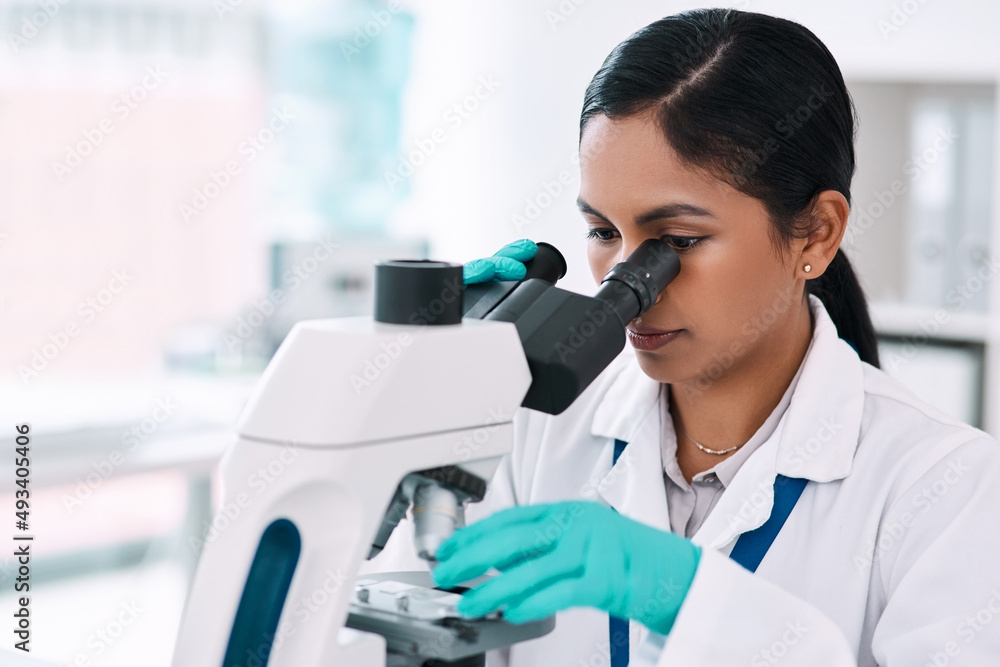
[627,324,678,336]
[625,325,684,351]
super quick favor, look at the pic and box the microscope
[171,239,679,667]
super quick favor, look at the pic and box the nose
[616,237,647,265]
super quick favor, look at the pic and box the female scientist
[430,8,1000,667]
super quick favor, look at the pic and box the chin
[632,352,684,385]
[632,343,723,391]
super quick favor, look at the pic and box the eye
[663,235,708,251]
[585,228,618,243]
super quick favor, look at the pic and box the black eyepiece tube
[521,241,567,285]
[593,239,680,324]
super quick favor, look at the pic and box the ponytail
[807,248,880,368]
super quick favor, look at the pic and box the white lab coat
[372,295,1000,666]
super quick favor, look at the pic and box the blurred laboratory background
[0,0,998,664]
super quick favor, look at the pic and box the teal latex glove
[431,501,701,635]
[462,239,537,285]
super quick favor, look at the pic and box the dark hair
[580,8,880,368]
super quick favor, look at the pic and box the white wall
[390,0,1000,294]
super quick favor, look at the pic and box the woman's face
[579,111,807,388]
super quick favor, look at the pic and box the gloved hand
[463,239,537,285]
[431,501,701,635]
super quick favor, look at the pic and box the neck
[669,298,814,483]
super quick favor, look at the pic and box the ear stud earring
[803,264,812,274]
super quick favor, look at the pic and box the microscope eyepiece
[594,239,680,324]
[522,241,567,284]
[467,237,680,415]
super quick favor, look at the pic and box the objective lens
[412,482,460,561]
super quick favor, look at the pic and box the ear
[798,190,849,279]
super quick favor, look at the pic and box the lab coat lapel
[590,352,671,533]
[692,295,866,551]
[773,296,865,482]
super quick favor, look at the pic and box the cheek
[664,248,734,305]
[703,252,789,339]
[666,244,781,330]
[586,245,617,284]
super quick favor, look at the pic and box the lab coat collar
[588,295,866,548]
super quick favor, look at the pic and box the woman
[433,8,1000,666]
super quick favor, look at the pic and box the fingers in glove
[463,258,498,284]
[433,518,561,588]
[499,578,588,625]
[489,256,527,281]
[493,239,537,262]
[456,546,583,619]
[436,504,558,562]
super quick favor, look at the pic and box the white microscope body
[172,314,531,666]
[172,241,678,667]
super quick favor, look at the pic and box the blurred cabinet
[265,234,428,347]
[847,79,999,432]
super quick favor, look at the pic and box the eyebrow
[576,197,713,226]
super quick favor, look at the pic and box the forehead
[579,112,738,208]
